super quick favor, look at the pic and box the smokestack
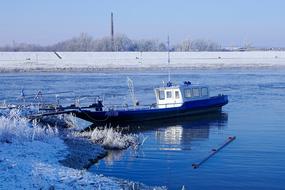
[111,12,114,51]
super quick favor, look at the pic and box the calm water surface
[1,69,285,190]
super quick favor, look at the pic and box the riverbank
[0,51,285,72]
[0,109,165,189]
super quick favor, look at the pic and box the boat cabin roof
[155,81,208,91]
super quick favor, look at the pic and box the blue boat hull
[73,95,228,124]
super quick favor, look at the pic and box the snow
[75,127,139,150]
[0,139,123,189]
[0,51,285,72]
[0,109,166,189]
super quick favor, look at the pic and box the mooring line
[192,136,236,169]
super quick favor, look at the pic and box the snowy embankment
[0,51,285,72]
[0,109,165,189]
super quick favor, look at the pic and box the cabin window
[166,91,172,99]
[159,90,165,100]
[175,91,180,99]
[201,87,208,97]
[192,88,200,97]
[184,89,192,98]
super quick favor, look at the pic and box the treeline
[0,33,222,52]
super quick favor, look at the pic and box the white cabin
[154,81,210,108]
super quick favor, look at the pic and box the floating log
[192,136,236,169]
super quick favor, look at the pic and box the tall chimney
[111,12,114,51]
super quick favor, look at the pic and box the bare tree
[0,33,221,52]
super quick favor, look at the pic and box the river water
[1,68,285,190]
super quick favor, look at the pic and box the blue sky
[0,0,284,47]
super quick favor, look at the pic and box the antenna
[167,35,171,83]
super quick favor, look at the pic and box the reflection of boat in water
[155,112,228,148]
[99,112,228,164]
[88,111,228,146]
[119,112,228,150]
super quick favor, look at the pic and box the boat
[62,81,228,124]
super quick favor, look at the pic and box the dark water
[1,69,285,190]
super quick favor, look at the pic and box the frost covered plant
[31,120,59,142]
[0,109,58,143]
[74,128,139,150]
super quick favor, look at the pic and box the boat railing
[156,102,183,108]
[103,103,156,111]
[103,102,183,111]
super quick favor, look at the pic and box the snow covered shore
[0,109,165,189]
[0,139,122,189]
[0,51,284,72]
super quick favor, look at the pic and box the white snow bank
[0,139,124,189]
[0,51,285,72]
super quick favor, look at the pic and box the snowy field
[0,51,285,72]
